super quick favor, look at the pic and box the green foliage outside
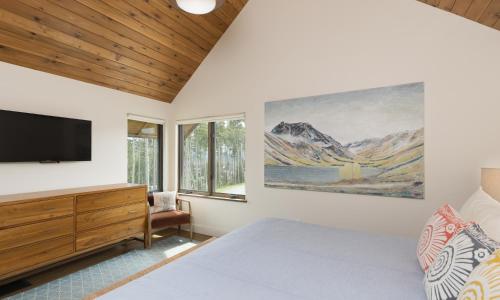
[181,123,209,191]
[127,136,160,192]
[181,120,245,195]
[215,120,245,194]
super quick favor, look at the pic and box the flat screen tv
[0,109,91,162]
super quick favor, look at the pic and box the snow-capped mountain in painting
[264,82,425,199]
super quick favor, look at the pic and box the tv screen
[0,109,91,162]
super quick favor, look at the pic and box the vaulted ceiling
[418,0,500,30]
[0,1,497,104]
[0,0,247,103]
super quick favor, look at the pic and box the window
[178,118,245,200]
[128,119,163,192]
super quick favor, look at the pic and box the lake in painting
[265,165,382,184]
[264,82,424,199]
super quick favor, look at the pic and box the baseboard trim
[182,223,228,237]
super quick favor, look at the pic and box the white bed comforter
[99,218,426,300]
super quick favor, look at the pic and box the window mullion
[158,124,163,192]
[208,122,215,196]
[178,125,184,193]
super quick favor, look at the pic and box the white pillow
[460,187,500,241]
[151,191,177,213]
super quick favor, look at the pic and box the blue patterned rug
[5,236,198,300]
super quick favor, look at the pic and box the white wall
[1,0,498,239]
[171,0,500,238]
[0,62,174,195]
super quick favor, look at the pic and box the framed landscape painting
[264,82,424,199]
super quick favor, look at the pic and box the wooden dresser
[0,184,148,283]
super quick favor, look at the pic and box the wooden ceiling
[418,0,500,30]
[128,119,158,138]
[0,0,247,103]
[0,1,495,104]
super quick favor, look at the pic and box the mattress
[99,218,426,300]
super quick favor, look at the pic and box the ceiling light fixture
[169,0,225,15]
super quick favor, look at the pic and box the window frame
[178,120,246,201]
[156,124,164,193]
[127,118,164,193]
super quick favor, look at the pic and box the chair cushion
[151,191,177,213]
[151,210,190,229]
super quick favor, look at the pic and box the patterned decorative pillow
[458,249,500,300]
[417,204,468,271]
[151,191,177,213]
[424,224,499,300]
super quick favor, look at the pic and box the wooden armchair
[145,195,192,248]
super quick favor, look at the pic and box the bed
[94,218,426,299]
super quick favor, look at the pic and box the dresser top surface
[0,184,147,205]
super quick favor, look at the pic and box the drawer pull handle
[128,210,137,214]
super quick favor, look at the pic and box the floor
[0,229,212,299]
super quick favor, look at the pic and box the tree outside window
[128,119,163,192]
[179,118,245,200]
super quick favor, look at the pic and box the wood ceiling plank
[496,17,500,28]
[0,1,247,102]
[76,0,204,63]
[45,0,196,74]
[186,12,228,37]
[465,0,494,20]
[0,20,184,92]
[438,0,456,10]
[0,4,186,85]
[148,0,219,43]
[17,0,193,79]
[177,13,224,39]
[97,0,207,61]
[478,0,500,26]
[235,0,248,7]
[427,0,442,7]
[0,45,174,102]
[451,0,474,14]
[11,0,190,83]
[0,28,178,96]
[50,0,198,71]
[422,0,499,30]
[214,2,239,26]
[227,0,245,12]
[145,0,226,39]
[124,0,216,48]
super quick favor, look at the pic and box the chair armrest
[177,199,192,215]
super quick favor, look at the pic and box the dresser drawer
[77,202,146,232]
[0,216,73,251]
[0,197,74,229]
[76,188,145,213]
[76,217,145,251]
[0,236,73,277]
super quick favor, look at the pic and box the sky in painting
[265,82,424,144]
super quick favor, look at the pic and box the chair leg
[145,230,152,249]
[190,223,193,241]
[145,212,152,249]
[177,225,181,233]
